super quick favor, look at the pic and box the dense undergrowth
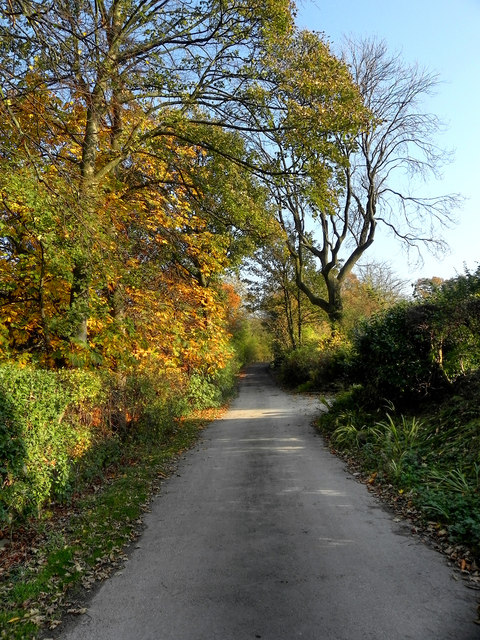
[318,379,480,559]
[0,277,268,638]
[0,362,240,531]
[0,314,271,638]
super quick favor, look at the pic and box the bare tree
[274,37,462,325]
[355,260,408,306]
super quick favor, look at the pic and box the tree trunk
[69,259,90,343]
[325,275,344,328]
[70,94,102,343]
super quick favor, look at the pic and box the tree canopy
[259,37,461,325]
[0,0,294,367]
[0,3,462,374]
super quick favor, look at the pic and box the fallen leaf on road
[67,607,87,615]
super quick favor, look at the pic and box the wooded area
[1,4,479,635]
[0,0,476,516]
[0,0,459,365]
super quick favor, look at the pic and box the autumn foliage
[1,94,245,364]
[0,80,261,527]
[0,0,372,527]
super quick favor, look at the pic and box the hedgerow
[0,366,107,525]
[351,268,480,403]
[315,267,480,558]
[0,359,240,530]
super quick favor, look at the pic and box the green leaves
[0,366,106,524]
[352,267,480,403]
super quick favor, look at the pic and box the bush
[0,365,106,523]
[430,269,480,378]
[352,302,438,402]
[274,332,353,391]
[186,374,223,411]
[276,343,320,388]
[317,376,480,556]
[0,353,242,528]
[232,320,272,366]
[309,334,354,390]
[186,360,241,412]
[211,358,241,401]
[351,268,480,403]
[122,373,186,443]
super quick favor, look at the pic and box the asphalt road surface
[61,363,479,640]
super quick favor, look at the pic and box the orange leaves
[0,80,251,379]
[117,264,233,380]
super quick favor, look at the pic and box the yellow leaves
[4,200,23,214]
[116,266,235,380]
[0,89,246,377]
[70,437,91,460]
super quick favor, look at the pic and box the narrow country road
[61,364,478,640]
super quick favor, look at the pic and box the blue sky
[295,0,480,285]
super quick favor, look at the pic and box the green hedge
[0,366,107,524]
[0,357,240,528]
[352,302,438,400]
[352,269,480,403]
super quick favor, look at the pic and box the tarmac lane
[59,363,479,640]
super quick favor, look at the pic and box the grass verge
[0,408,222,640]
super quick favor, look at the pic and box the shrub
[352,268,480,403]
[0,353,242,528]
[310,334,354,390]
[275,332,354,391]
[352,302,437,402]
[276,343,320,388]
[0,365,106,523]
[232,320,272,366]
[430,270,480,378]
[186,360,241,412]
[186,373,223,411]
